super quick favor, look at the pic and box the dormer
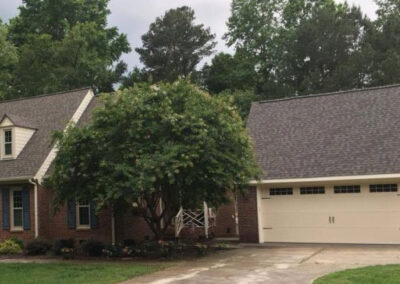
[0,114,37,160]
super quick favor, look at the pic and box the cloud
[0,0,378,70]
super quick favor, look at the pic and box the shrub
[60,247,75,260]
[54,239,75,255]
[0,239,23,255]
[82,240,104,257]
[123,239,135,246]
[102,244,122,258]
[8,237,24,249]
[194,243,209,256]
[25,239,52,255]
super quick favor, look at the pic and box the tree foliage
[217,89,259,121]
[224,0,372,99]
[0,20,18,100]
[5,0,130,98]
[46,80,259,239]
[366,0,400,85]
[202,52,256,94]
[120,67,150,90]
[136,6,216,82]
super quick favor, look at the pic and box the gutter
[0,176,33,183]
[250,173,400,185]
[28,178,39,238]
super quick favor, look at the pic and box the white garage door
[261,184,400,244]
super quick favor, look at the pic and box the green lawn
[314,264,400,284]
[0,262,165,284]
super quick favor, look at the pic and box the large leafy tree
[136,6,216,82]
[0,20,18,99]
[46,80,259,240]
[6,0,130,98]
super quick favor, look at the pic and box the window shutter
[90,201,98,229]
[67,198,76,229]
[22,186,31,230]
[2,189,9,230]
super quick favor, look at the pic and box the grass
[314,264,400,284]
[0,261,166,284]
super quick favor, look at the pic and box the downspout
[28,178,39,238]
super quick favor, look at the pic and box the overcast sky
[0,0,378,70]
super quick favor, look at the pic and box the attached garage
[258,183,400,244]
[240,84,400,244]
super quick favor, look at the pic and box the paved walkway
[126,244,400,284]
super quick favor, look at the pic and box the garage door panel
[263,212,331,227]
[264,227,400,244]
[261,187,400,244]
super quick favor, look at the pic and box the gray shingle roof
[247,84,400,180]
[0,88,91,179]
[0,114,39,129]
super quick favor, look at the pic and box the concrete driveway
[128,244,400,284]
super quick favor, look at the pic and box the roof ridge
[0,87,92,104]
[256,83,400,104]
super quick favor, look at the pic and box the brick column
[237,186,259,243]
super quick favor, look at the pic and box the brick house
[240,84,400,244]
[0,88,237,244]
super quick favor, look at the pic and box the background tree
[217,89,259,121]
[6,0,130,98]
[136,6,216,82]
[280,1,370,96]
[46,80,259,240]
[225,0,370,99]
[0,20,18,99]
[120,67,150,90]
[365,0,400,86]
[202,51,256,94]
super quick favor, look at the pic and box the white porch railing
[174,202,215,238]
[174,207,184,237]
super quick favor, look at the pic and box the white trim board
[251,173,400,185]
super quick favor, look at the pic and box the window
[76,201,90,228]
[3,129,12,156]
[269,188,293,196]
[10,189,23,230]
[334,185,361,194]
[369,184,398,193]
[300,187,325,195]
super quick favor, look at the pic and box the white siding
[14,127,35,158]
[0,117,13,127]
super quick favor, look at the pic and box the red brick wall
[0,184,35,242]
[117,212,154,243]
[215,191,238,237]
[38,187,112,244]
[237,186,259,243]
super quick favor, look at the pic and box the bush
[54,239,75,255]
[123,239,135,246]
[0,239,23,255]
[25,239,52,255]
[102,244,122,258]
[82,240,104,257]
[8,237,24,249]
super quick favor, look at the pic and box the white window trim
[1,128,14,159]
[10,188,23,231]
[76,201,91,229]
